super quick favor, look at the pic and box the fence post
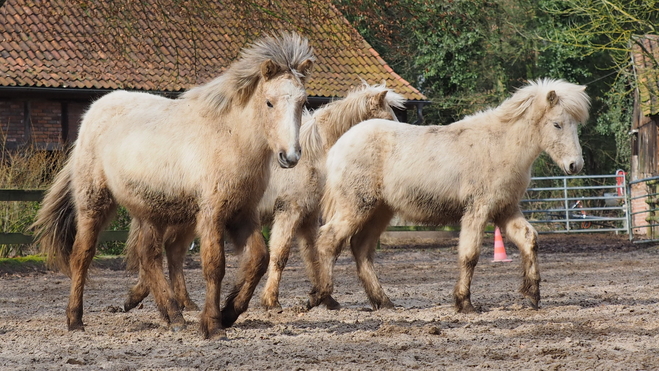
[563,177,570,231]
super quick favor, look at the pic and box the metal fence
[0,173,635,246]
[520,172,629,234]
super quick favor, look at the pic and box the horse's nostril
[569,162,577,173]
[278,151,287,165]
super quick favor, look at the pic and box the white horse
[32,32,314,339]
[122,83,406,312]
[306,78,590,313]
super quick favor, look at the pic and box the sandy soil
[1,233,658,370]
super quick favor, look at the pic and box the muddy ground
[1,233,658,370]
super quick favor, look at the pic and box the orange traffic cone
[492,227,512,262]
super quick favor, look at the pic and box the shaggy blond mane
[468,78,591,125]
[300,83,405,160]
[182,31,315,114]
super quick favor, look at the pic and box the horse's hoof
[170,322,187,332]
[306,292,323,309]
[374,299,395,310]
[261,296,282,311]
[323,296,341,311]
[204,327,228,340]
[200,316,224,340]
[220,307,240,328]
[526,297,540,310]
[67,320,85,332]
[455,302,477,314]
[183,301,200,312]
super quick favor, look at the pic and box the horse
[306,78,590,313]
[121,83,406,313]
[31,32,315,339]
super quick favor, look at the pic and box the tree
[539,0,659,171]
[335,0,646,174]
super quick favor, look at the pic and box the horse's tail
[31,160,77,277]
[123,218,141,272]
[320,183,338,224]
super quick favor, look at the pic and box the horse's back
[71,90,215,217]
[325,119,467,224]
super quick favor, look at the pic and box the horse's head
[538,84,590,175]
[257,58,313,168]
[368,88,405,122]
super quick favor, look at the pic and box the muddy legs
[501,213,541,309]
[221,229,269,328]
[349,207,394,310]
[453,213,487,313]
[135,221,186,331]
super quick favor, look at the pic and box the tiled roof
[0,0,426,101]
[632,35,659,116]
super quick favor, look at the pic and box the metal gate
[628,175,659,243]
[520,172,629,234]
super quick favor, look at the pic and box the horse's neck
[497,115,544,173]
[314,104,364,149]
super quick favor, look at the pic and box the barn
[0,0,428,151]
[629,34,659,237]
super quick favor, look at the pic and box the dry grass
[0,147,67,257]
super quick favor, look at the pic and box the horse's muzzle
[564,158,584,175]
[278,149,301,168]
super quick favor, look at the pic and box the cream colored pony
[122,83,405,312]
[32,32,314,339]
[306,79,590,313]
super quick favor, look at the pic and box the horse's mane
[182,31,315,114]
[300,83,405,160]
[473,78,591,124]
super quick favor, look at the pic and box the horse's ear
[547,90,559,107]
[261,60,280,80]
[297,59,314,80]
[371,90,388,108]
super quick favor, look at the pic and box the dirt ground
[1,232,658,370]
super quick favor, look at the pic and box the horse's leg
[124,264,150,312]
[453,209,488,314]
[297,212,340,310]
[124,219,150,312]
[222,228,269,328]
[307,215,361,309]
[164,225,199,311]
[499,211,541,309]
[136,221,185,331]
[67,213,108,330]
[67,188,116,331]
[198,211,226,339]
[261,210,302,310]
[349,206,395,310]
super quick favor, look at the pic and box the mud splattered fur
[310,79,590,313]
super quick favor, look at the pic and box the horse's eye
[266,100,273,108]
[553,122,562,129]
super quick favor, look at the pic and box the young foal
[306,79,590,313]
[122,84,405,312]
[32,32,314,339]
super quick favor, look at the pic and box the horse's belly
[115,181,199,225]
[389,187,464,226]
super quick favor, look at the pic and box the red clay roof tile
[0,0,425,101]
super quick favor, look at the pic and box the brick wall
[631,182,649,236]
[66,102,86,143]
[0,101,26,147]
[29,101,62,147]
[0,99,84,149]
